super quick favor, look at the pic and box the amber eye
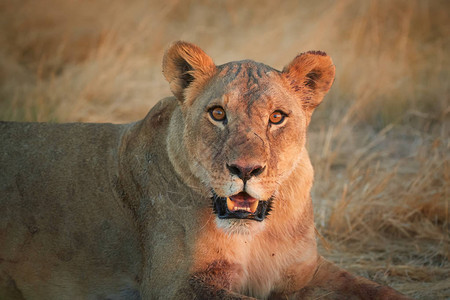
[269,111,285,125]
[209,106,226,122]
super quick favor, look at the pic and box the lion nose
[227,163,265,182]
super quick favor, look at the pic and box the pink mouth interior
[227,192,259,213]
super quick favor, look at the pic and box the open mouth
[212,191,272,222]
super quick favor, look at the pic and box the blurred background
[0,0,448,298]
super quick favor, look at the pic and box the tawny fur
[0,41,410,299]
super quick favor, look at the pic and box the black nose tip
[227,164,265,182]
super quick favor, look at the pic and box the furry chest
[227,236,297,298]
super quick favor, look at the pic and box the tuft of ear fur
[162,41,217,102]
[282,51,335,110]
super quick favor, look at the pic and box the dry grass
[0,0,448,298]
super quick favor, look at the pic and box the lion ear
[162,41,217,102]
[282,51,335,110]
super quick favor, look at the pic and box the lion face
[163,42,335,234]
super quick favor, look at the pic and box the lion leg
[188,260,255,300]
[297,256,411,300]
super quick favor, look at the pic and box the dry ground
[0,0,448,298]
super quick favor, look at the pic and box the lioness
[0,42,409,299]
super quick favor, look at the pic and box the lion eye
[209,106,226,122]
[269,111,285,125]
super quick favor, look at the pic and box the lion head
[163,42,335,234]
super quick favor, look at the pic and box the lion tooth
[250,200,259,213]
[226,197,235,212]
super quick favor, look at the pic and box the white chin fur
[215,218,266,235]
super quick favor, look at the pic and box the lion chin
[215,217,267,235]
